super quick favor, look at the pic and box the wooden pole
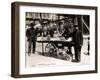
[40,13,44,55]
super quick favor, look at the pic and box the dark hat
[64,17,68,20]
[68,18,72,21]
[33,18,40,21]
[30,23,34,27]
[41,19,49,24]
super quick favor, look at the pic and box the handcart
[37,37,74,61]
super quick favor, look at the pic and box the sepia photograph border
[11,2,98,78]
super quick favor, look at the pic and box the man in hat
[72,25,83,62]
[26,23,37,56]
[34,19,42,37]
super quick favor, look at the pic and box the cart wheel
[57,52,63,59]
[64,54,71,61]
[45,43,57,57]
[57,52,71,61]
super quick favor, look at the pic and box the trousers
[28,40,36,53]
[74,46,81,61]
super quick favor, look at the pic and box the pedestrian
[26,23,37,56]
[72,25,83,62]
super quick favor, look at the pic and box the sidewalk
[26,38,90,67]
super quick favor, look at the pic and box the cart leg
[42,42,44,55]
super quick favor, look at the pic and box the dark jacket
[72,29,83,48]
[26,28,37,42]
[62,28,69,39]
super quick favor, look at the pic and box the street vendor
[49,21,57,37]
[62,17,73,55]
[42,23,49,37]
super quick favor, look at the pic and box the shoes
[32,52,34,53]
[28,53,31,56]
[71,59,80,62]
[32,51,35,54]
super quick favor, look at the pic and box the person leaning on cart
[26,23,37,56]
[72,25,83,62]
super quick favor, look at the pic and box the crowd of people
[26,17,83,62]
